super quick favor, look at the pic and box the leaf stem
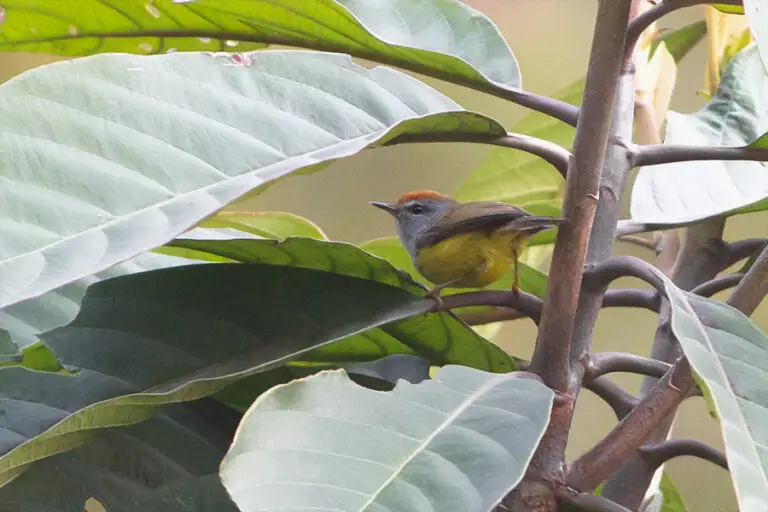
[726,243,768,315]
[582,255,667,295]
[638,438,729,471]
[586,352,671,379]
[584,377,639,420]
[631,143,768,166]
[567,357,695,491]
[389,131,571,178]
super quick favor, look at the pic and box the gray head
[370,191,458,255]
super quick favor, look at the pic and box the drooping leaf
[0,0,521,90]
[165,236,516,370]
[631,44,768,226]
[650,21,708,63]
[0,263,472,487]
[660,272,768,511]
[200,211,328,240]
[359,236,549,299]
[0,49,505,312]
[220,367,554,512]
[0,404,239,512]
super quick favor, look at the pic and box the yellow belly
[413,231,525,288]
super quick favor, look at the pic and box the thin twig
[727,243,768,316]
[603,289,661,312]
[587,352,671,380]
[690,273,744,298]
[624,0,743,62]
[567,357,695,491]
[728,238,768,267]
[437,290,542,323]
[557,491,633,512]
[584,376,639,421]
[639,438,729,471]
[582,255,667,295]
[632,143,768,167]
[389,132,571,178]
[618,234,658,252]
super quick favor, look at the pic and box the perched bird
[371,190,565,302]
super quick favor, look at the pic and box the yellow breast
[414,230,525,288]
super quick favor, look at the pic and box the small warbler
[371,190,565,300]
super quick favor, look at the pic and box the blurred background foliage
[1,2,764,510]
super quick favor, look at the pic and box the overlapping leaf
[630,44,768,226]
[0,49,505,312]
[661,274,768,511]
[0,0,520,90]
[166,236,515,369]
[3,261,512,487]
[220,367,554,512]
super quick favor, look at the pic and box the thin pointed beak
[370,201,397,215]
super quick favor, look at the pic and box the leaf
[0,49,505,311]
[0,405,239,512]
[660,273,768,512]
[0,0,521,89]
[200,211,328,240]
[360,236,549,299]
[745,0,768,73]
[714,5,745,14]
[650,21,708,63]
[220,366,554,512]
[165,236,516,371]
[630,44,768,226]
[0,263,456,487]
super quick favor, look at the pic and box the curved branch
[389,131,571,178]
[557,491,633,512]
[727,243,768,316]
[728,238,768,267]
[457,306,526,326]
[625,0,743,62]
[690,273,744,298]
[603,289,660,312]
[438,290,542,323]
[618,234,657,252]
[582,255,666,296]
[632,143,768,167]
[587,352,671,380]
[639,438,729,471]
[584,376,639,420]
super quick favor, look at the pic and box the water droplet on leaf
[225,40,239,47]
[138,42,153,53]
[68,25,78,36]
[145,3,161,18]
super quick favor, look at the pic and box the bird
[371,190,565,304]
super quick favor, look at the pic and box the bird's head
[370,190,458,254]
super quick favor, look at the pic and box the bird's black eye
[409,204,424,215]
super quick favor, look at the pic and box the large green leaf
[744,0,768,72]
[631,45,768,225]
[0,263,462,487]
[0,405,239,511]
[200,211,328,240]
[165,236,515,370]
[660,274,768,511]
[650,21,708,63]
[0,0,521,89]
[220,366,554,512]
[0,49,505,312]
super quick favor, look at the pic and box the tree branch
[624,0,743,62]
[437,290,542,323]
[603,289,661,312]
[584,377,639,420]
[727,243,768,316]
[618,234,658,252]
[567,357,695,491]
[690,272,744,298]
[582,255,667,295]
[457,307,526,326]
[631,143,768,167]
[389,131,571,178]
[586,352,671,380]
[638,438,729,471]
[557,491,633,512]
[525,1,633,485]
